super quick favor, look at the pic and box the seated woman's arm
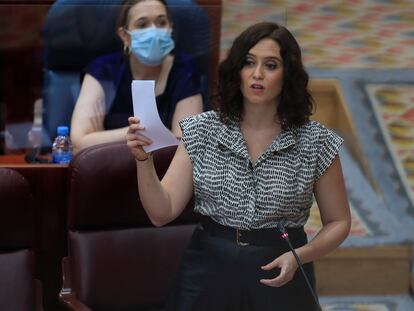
[71,74,203,153]
[171,94,203,138]
[70,74,128,153]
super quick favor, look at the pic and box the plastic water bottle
[52,126,73,164]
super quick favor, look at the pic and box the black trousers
[165,218,318,311]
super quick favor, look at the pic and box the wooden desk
[0,156,68,311]
[0,154,27,164]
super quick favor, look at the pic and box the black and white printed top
[180,110,344,229]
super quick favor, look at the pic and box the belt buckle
[236,229,249,246]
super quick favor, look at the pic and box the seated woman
[70,0,203,153]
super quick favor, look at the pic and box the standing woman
[127,22,351,310]
[71,0,203,154]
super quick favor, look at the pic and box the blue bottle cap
[57,126,69,136]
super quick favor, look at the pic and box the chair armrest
[59,257,92,311]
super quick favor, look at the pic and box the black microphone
[277,222,322,311]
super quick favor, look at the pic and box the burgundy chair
[0,168,44,311]
[59,142,199,311]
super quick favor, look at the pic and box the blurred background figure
[70,0,204,153]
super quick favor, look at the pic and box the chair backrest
[0,168,43,311]
[63,142,198,310]
[42,0,221,141]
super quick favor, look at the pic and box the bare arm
[70,74,128,153]
[261,155,351,287]
[299,155,351,260]
[126,117,194,226]
[170,94,203,137]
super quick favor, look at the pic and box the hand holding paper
[131,80,179,152]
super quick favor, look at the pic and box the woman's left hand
[260,251,298,287]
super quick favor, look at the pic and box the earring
[123,45,131,56]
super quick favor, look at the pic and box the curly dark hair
[215,22,313,129]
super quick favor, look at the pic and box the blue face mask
[127,27,175,66]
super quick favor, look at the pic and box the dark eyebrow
[132,17,149,25]
[266,56,282,63]
[246,53,282,63]
[135,14,167,23]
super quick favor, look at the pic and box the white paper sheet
[131,80,180,152]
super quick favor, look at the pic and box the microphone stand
[277,222,322,311]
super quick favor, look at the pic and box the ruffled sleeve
[315,126,344,179]
[179,115,203,163]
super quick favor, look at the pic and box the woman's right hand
[126,116,153,161]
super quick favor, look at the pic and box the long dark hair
[215,22,313,129]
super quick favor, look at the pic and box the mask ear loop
[123,28,132,56]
